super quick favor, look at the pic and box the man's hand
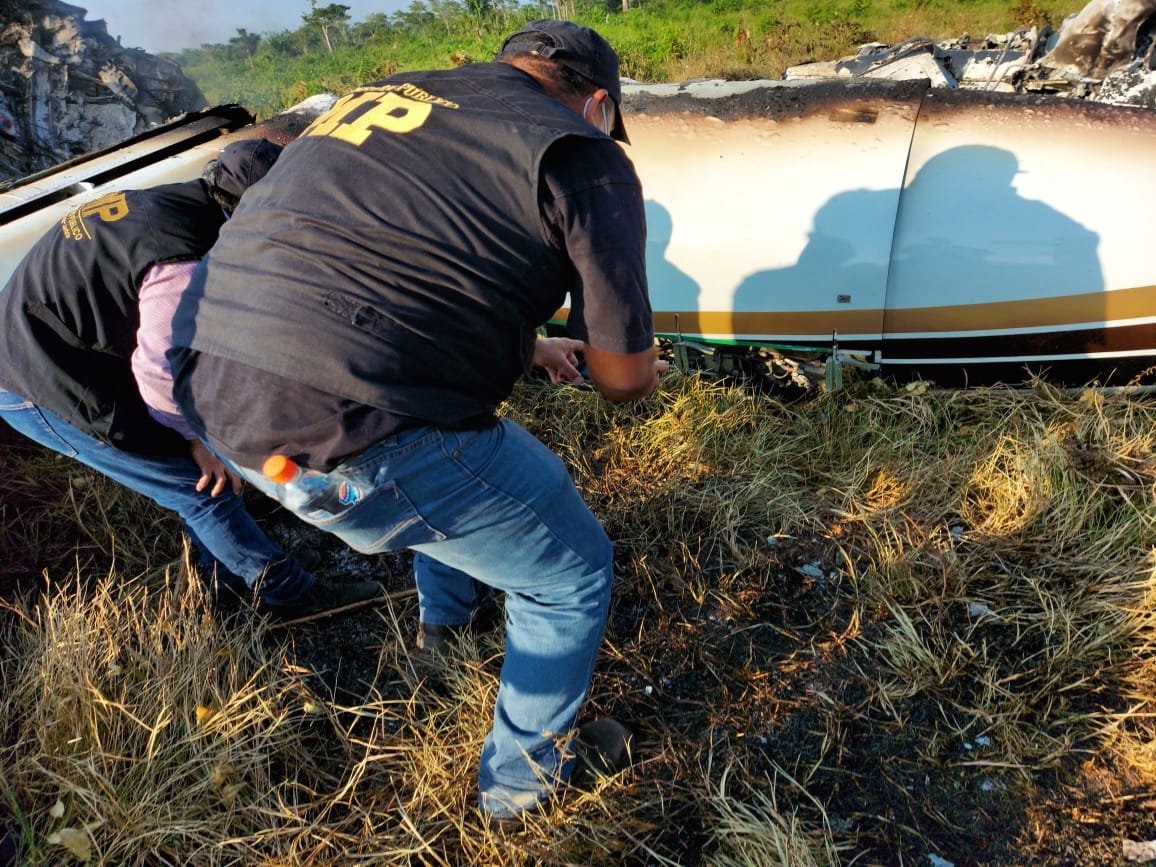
[189,439,242,496]
[533,336,587,385]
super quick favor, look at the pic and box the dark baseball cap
[211,138,283,201]
[497,20,629,143]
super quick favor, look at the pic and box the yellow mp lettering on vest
[80,193,130,223]
[304,91,434,144]
[60,192,130,240]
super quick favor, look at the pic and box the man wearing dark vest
[169,21,667,821]
[0,139,384,622]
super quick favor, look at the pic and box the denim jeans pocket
[440,422,506,481]
[313,478,448,555]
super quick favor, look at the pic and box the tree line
[172,0,1084,118]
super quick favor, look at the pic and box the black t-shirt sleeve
[539,137,654,355]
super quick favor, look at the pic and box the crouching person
[169,22,667,821]
[0,139,384,622]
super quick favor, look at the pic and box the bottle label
[337,480,360,506]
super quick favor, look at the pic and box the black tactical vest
[0,180,224,454]
[175,63,627,427]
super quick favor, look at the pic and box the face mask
[582,96,612,136]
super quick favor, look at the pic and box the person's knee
[181,488,248,525]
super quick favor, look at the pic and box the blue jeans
[0,390,313,605]
[233,418,614,818]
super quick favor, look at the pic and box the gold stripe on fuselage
[550,285,1156,341]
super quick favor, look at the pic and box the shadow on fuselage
[645,198,701,336]
[731,145,1109,385]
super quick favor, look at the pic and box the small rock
[1124,839,1156,862]
[967,601,999,621]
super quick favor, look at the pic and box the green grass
[4,373,1156,862]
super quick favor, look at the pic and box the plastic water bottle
[262,454,360,519]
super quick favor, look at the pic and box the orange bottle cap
[262,454,297,483]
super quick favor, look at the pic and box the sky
[77,1,409,53]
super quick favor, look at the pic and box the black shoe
[571,718,634,786]
[408,621,468,683]
[259,579,385,626]
[482,718,634,829]
[415,595,504,653]
[415,620,464,654]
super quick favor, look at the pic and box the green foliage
[171,0,1087,117]
[1012,0,1054,28]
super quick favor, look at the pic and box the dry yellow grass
[3,371,1156,863]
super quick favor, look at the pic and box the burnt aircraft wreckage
[4,1,1156,390]
[618,76,1156,389]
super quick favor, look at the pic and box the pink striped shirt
[131,259,199,440]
